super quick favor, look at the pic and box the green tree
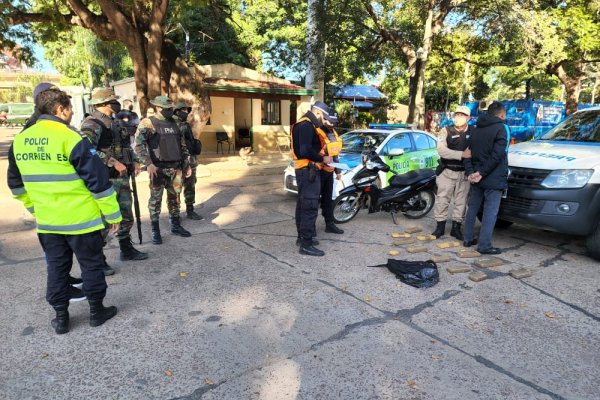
[2,0,212,133]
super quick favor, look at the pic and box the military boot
[432,221,446,239]
[89,299,118,327]
[450,221,464,241]
[171,217,191,237]
[151,221,162,245]
[186,205,204,220]
[119,238,149,261]
[51,303,69,335]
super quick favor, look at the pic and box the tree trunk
[525,78,532,100]
[162,40,211,139]
[125,37,150,116]
[407,7,434,128]
[305,0,325,101]
[564,81,581,116]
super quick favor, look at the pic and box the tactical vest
[84,114,129,158]
[291,117,341,171]
[148,117,182,167]
[442,125,469,171]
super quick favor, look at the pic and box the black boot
[432,221,446,238]
[89,299,118,327]
[51,303,69,335]
[450,221,464,241]
[186,205,204,220]
[151,221,162,245]
[171,217,191,237]
[325,222,344,234]
[119,238,149,261]
[299,238,325,256]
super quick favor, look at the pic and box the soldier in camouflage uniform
[81,88,148,265]
[134,96,193,245]
[172,102,203,220]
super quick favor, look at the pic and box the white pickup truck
[498,107,600,260]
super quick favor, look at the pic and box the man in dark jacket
[463,102,509,254]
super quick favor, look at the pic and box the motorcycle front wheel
[403,189,435,219]
[333,193,361,223]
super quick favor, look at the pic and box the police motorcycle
[332,149,436,224]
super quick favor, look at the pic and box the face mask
[161,109,174,119]
[109,102,122,114]
[176,111,189,121]
[454,115,468,127]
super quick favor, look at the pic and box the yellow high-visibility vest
[12,118,121,234]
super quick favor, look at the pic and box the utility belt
[154,161,182,170]
[436,158,465,175]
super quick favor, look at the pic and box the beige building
[111,64,317,153]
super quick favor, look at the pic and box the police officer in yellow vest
[291,101,334,256]
[7,88,121,334]
[316,105,344,235]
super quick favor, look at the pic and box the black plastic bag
[370,259,439,288]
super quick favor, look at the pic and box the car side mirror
[387,148,404,159]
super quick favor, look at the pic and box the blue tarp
[351,100,375,109]
[335,85,386,100]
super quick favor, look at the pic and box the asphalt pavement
[0,126,599,400]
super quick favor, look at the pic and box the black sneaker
[478,247,502,255]
[69,286,86,303]
[68,276,83,289]
[299,245,325,256]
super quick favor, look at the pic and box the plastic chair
[216,132,232,154]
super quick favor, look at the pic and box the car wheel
[333,193,361,223]
[403,189,435,219]
[585,220,600,261]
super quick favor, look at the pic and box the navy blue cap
[33,82,59,102]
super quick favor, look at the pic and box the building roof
[335,85,386,100]
[203,77,317,96]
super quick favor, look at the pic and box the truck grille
[508,167,551,188]
[502,195,540,211]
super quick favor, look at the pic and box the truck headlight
[541,170,594,189]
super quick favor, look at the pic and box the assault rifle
[117,121,143,244]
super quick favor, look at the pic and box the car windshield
[538,110,600,142]
[340,131,388,153]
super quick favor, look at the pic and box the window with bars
[261,99,281,125]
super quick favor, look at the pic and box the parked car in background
[499,107,600,260]
[0,103,35,127]
[284,125,439,199]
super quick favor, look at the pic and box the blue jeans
[463,186,502,251]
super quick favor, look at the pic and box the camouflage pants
[110,176,135,241]
[148,168,183,222]
[182,166,197,206]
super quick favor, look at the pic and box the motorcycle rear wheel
[403,189,435,219]
[332,193,361,223]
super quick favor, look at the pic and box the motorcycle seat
[389,169,435,187]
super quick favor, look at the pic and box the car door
[379,132,414,186]
[407,132,439,171]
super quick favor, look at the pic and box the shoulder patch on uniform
[89,148,97,156]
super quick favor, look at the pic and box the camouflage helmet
[173,101,188,111]
[89,87,120,105]
[150,95,174,109]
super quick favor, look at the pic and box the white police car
[284,126,439,198]
[499,107,600,260]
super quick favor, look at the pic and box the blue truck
[436,100,599,143]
